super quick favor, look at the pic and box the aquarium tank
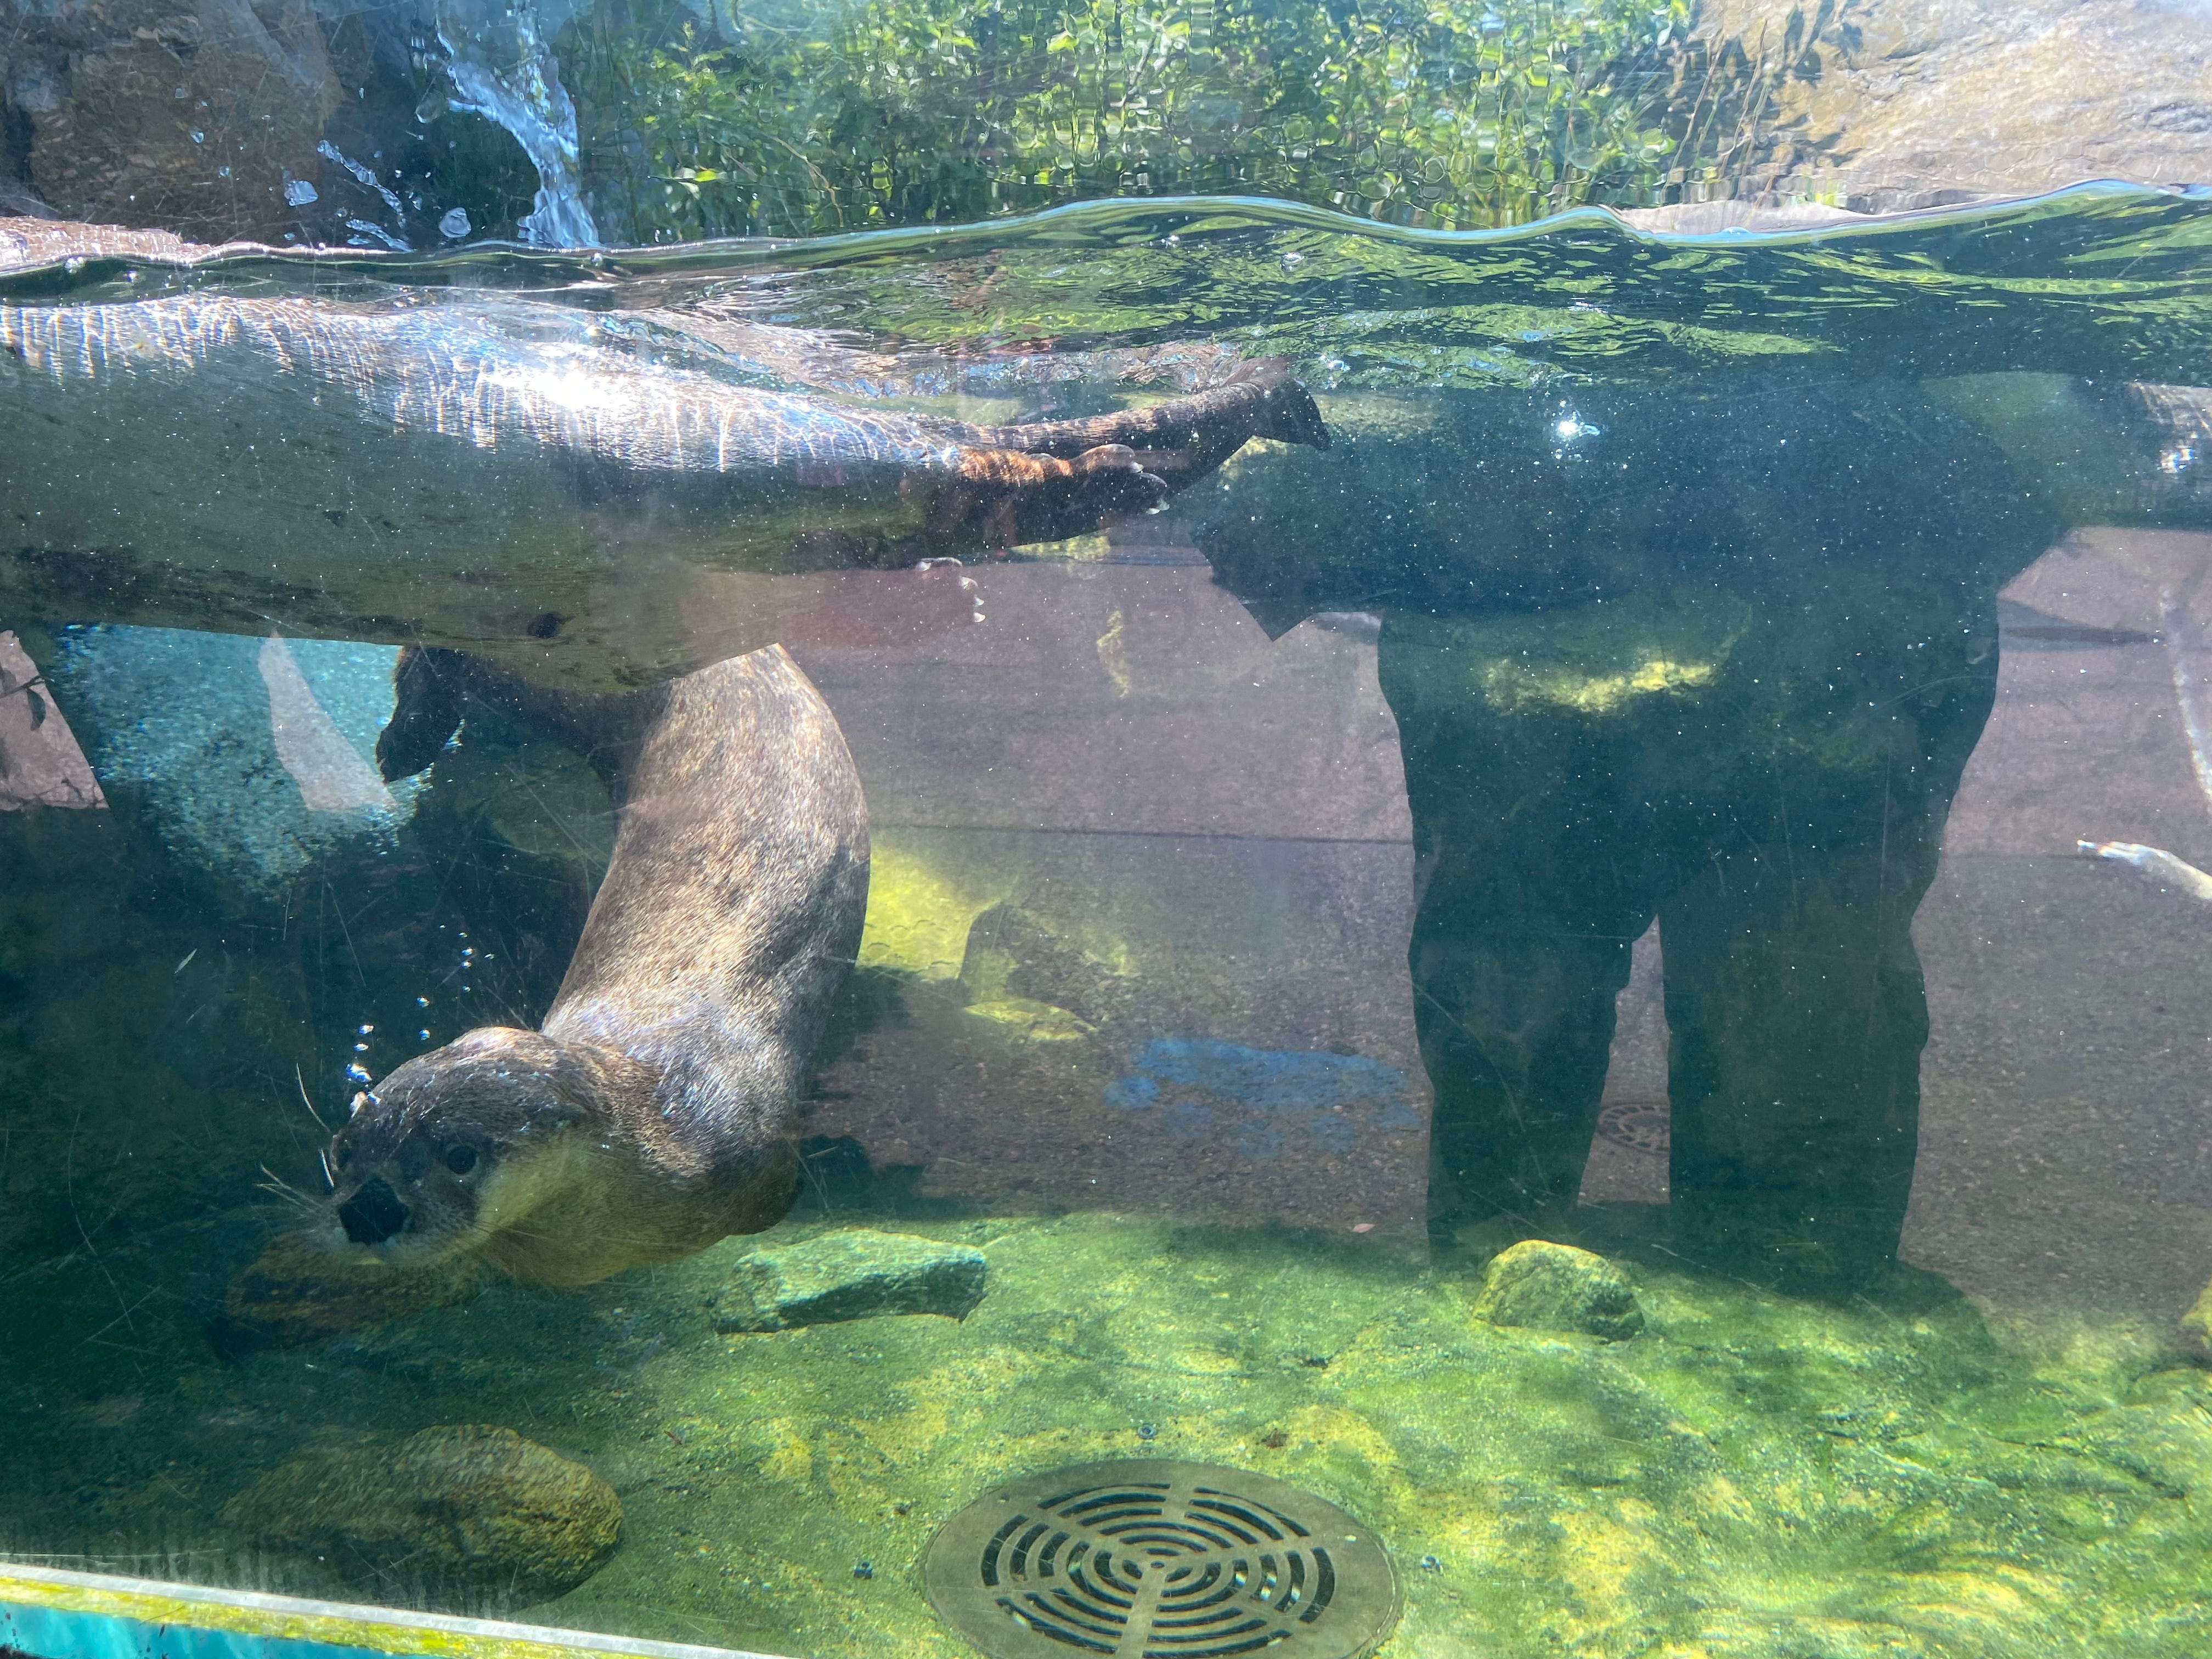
[4,2,2212,1657]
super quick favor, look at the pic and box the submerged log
[0,219,1328,689]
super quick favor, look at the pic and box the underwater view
[5,3,2212,1658]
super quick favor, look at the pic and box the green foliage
[561,0,1693,241]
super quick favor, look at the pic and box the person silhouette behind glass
[1194,375,2136,1288]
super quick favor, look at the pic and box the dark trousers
[1379,595,1999,1285]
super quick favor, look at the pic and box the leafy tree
[561,0,1693,240]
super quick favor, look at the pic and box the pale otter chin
[325,644,868,1288]
[327,1028,698,1287]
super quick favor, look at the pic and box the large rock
[1472,1240,1645,1340]
[958,901,1131,1033]
[1,0,340,239]
[0,629,103,812]
[1691,0,2212,212]
[0,2,543,247]
[712,1229,987,1333]
[222,1424,621,1602]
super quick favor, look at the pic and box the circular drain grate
[925,1459,1400,1659]
[1596,1099,1669,1156]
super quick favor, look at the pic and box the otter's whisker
[256,1164,319,1213]
[293,1063,333,1135]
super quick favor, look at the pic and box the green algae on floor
[10,1212,2212,1659]
[521,1217,2212,1659]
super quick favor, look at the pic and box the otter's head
[326,1028,617,1267]
[1255,379,1331,452]
[1226,358,1333,452]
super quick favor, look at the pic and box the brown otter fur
[913,357,1331,553]
[324,644,868,1286]
[311,354,1324,1286]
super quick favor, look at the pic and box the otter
[323,644,867,1286]
[307,353,1329,1289]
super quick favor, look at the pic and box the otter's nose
[338,1177,410,1245]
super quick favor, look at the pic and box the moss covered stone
[712,1228,989,1332]
[221,1425,621,1604]
[1471,1240,1645,1340]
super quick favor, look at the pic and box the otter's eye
[445,1144,478,1175]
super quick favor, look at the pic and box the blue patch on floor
[1104,1036,1420,1158]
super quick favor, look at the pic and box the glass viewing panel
[2,4,2211,1659]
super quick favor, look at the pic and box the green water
[4,185,2212,1658]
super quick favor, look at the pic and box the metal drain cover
[925,1459,1400,1659]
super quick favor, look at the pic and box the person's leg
[1656,643,1998,1288]
[1658,832,1931,1285]
[1379,619,1657,1238]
